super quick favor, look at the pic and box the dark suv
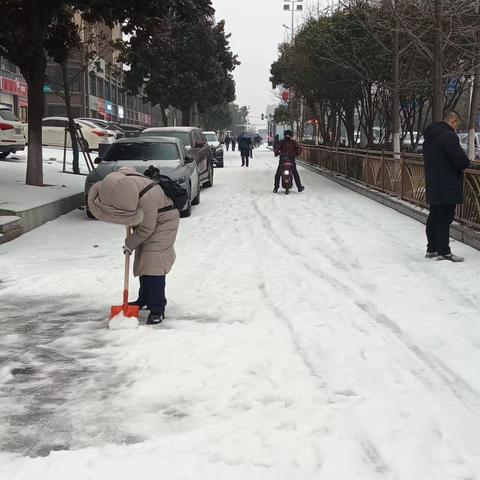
[141,127,214,187]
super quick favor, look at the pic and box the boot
[298,186,305,193]
[437,253,464,263]
[129,301,146,309]
[273,187,278,193]
[425,251,438,258]
[147,312,165,325]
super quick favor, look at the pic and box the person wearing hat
[88,166,180,324]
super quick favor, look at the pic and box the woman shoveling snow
[88,166,180,326]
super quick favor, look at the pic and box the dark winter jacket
[274,138,302,158]
[422,122,470,205]
[238,137,252,152]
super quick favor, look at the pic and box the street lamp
[283,0,303,43]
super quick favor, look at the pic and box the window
[102,142,181,161]
[204,133,218,142]
[142,130,191,146]
[98,78,104,98]
[0,108,19,121]
[42,119,66,127]
[193,130,205,145]
[89,72,97,97]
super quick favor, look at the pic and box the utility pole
[282,0,304,138]
[282,0,303,44]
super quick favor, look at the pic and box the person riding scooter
[273,130,305,193]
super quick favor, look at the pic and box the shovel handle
[123,226,132,307]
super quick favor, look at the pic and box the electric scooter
[280,154,294,195]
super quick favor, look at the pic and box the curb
[299,161,480,252]
[0,192,84,244]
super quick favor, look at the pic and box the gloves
[123,245,132,255]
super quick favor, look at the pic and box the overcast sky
[212,0,330,127]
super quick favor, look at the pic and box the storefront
[0,76,28,121]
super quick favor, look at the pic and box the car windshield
[0,109,18,121]
[102,142,180,161]
[143,130,191,146]
[205,133,218,142]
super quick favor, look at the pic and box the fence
[300,145,480,230]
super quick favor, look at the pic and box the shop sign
[118,105,124,119]
[1,77,28,97]
[98,98,105,116]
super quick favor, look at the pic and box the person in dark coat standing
[231,136,237,151]
[273,130,304,193]
[224,134,231,151]
[422,111,470,262]
[238,136,252,167]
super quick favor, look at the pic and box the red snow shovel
[110,227,139,321]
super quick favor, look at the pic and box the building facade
[0,56,29,122]
[1,20,163,126]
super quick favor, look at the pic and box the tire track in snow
[249,197,480,410]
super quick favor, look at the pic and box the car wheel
[203,163,214,188]
[0,151,11,159]
[180,199,192,218]
[192,187,201,205]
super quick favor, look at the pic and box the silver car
[84,136,201,218]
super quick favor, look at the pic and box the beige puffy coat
[88,166,180,277]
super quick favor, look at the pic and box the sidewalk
[0,148,87,243]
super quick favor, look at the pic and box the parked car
[119,124,145,138]
[203,131,224,168]
[24,117,116,151]
[84,136,200,218]
[0,105,26,159]
[77,118,125,140]
[141,127,214,187]
[458,132,480,160]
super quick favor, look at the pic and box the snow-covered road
[1,147,480,479]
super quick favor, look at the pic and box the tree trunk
[181,106,191,126]
[25,54,46,186]
[432,0,444,122]
[160,104,168,127]
[60,61,80,174]
[392,6,401,157]
[343,101,355,147]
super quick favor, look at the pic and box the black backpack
[128,166,189,212]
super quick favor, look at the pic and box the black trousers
[240,149,249,167]
[231,142,236,151]
[274,160,303,189]
[426,205,456,255]
[137,275,167,314]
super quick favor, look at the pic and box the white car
[0,105,26,159]
[24,117,116,151]
[458,132,480,160]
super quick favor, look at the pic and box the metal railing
[300,145,480,230]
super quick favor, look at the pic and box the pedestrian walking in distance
[273,130,305,193]
[224,134,231,151]
[422,111,470,262]
[238,136,252,167]
[231,136,237,151]
[88,166,180,324]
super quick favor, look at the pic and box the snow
[0,147,480,479]
[109,312,139,330]
[0,147,86,212]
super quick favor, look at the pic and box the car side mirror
[94,156,102,165]
[184,155,195,164]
